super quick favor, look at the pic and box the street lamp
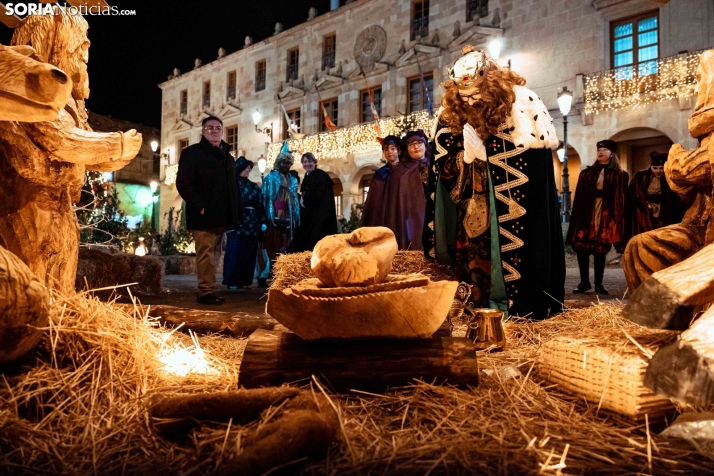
[488,38,502,60]
[150,140,158,153]
[557,86,573,223]
[252,109,273,142]
[257,155,267,181]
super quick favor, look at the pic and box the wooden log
[623,242,714,329]
[644,305,714,406]
[117,303,279,338]
[150,388,302,434]
[239,328,478,392]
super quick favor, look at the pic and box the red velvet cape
[566,163,629,252]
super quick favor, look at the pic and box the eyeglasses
[407,142,425,148]
[203,126,223,132]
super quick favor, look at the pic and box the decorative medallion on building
[353,25,387,69]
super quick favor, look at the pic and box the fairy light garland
[584,50,705,114]
[164,164,179,186]
[267,110,434,166]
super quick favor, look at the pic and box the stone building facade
[157,0,714,232]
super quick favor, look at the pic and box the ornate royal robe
[424,86,565,320]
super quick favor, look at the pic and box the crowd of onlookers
[175,114,680,306]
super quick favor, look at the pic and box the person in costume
[289,152,338,251]
[565,140,629,295]
[404,129,431,198]
[360,135,427,250]
[261,143,300,269]
[424,45,565,320]
[223,157,266,289]
[622,151,682,248]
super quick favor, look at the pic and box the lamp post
[557,86,573,223]
[149,140,161,230]
[252,109,273,142]
[257,155,267,181]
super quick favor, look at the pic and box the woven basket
[536,331,676,420]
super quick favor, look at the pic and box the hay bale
[0,245,50,363]
[76,248,163,294]
[159,255,196,275]
[271,250,453,291]
[536,313,678,419]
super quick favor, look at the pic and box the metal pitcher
[465,308,506,351]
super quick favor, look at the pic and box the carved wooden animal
[0,245,49,363]
[0,43,72,122]
[0,12,142,293]
[623,50,714,328]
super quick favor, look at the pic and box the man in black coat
[176,116,242,304]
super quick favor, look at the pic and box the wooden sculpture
[267,227,459,340]
[623,50,714,328]
[0,12,142,293]
[0,43,72,122]
[0,245,49,363]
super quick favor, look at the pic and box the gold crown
[447,45,495,90]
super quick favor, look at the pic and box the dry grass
[1,287,713,475]
[270,250,453,291]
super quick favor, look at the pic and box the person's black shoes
[594,284,609,294]
[572,282,592,294]
[257,278,268,288]
[197,293,223,305]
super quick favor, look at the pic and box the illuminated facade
[157,0,714,231]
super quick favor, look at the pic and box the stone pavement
[114,264,629,315]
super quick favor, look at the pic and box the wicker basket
[536,330,676,420]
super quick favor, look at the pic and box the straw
[1,289,713,475]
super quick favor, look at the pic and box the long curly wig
[440,67,526,141]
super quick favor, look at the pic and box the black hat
[405,129,428,146]
[378,134,404,152]
[235,156,254,175]
[650,151,668,166]
[596,140,618,154]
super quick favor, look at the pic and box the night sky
[1,0,333,127]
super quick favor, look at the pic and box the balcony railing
[286,63,299,82]
[410,17,429,42]
[226,85,236,101]
[180,102,187,115]
[322,50,336,71]
[202,94,210,109]
[584,49,705,114]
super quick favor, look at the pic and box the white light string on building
[266,110,434,166]
[584,50,705,114]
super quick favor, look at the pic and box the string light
[164,164,179,186]
[584,50,705,114]
[266,110,434,166]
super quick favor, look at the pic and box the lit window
[611,13,659,79]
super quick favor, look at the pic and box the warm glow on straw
[156,330,218,377]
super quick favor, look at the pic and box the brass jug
[465,308,506,351]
